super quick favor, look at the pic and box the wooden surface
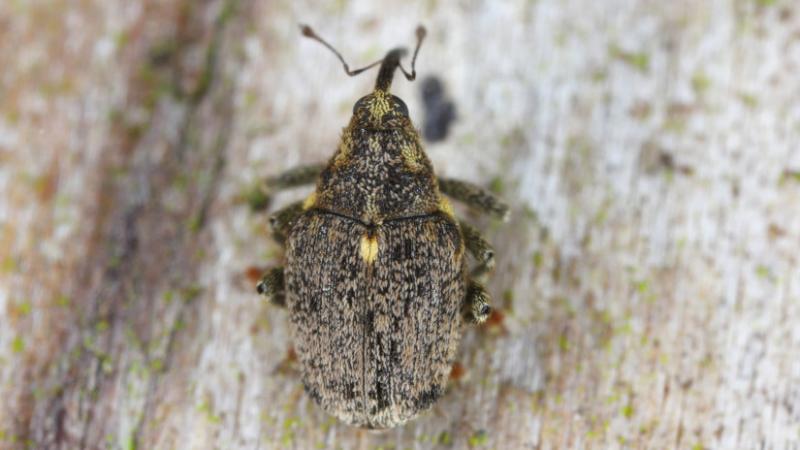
[2,0,799,448]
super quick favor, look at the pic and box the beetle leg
[460,221,495,279]
[438,177,509,220]
[269,201,304,244]
[247,163,325,211]
[463,280,492,324]
[257,266,286,307]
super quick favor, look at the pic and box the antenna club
[416,26,427,40]
[300,24,315,38]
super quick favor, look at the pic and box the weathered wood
[1,0,799,449]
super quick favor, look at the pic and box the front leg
[247,163,325,211]
[438,177,509,220]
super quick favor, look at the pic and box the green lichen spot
[108,255,121,269]
[628,53,650,72]
[217,0,238,25]
[664,116,687,133]
[197,400,222,424]
[283,417,299,431]
[17,300,32,316]
[783,171,800,184]
[468,430,489,447]
[100,354,113,374]
[181,284,204,302]
[532,251,543,269]
[609,44,650,73]
[622,403,634,418]
[56,294,71,307]
[150,358,165,372]
[11,336,25,353]
[163,290,175,304]
[114,31,130,49]
[489,176,505,195]
[2,256,18,273]
[691,72,711,94]
[173,320,186,332]
[739,92,758,108]
[187,215,202,232]
[124,435,137,450]
[591,69,608,83]
[558,335,570,351]
[280,417,299,446]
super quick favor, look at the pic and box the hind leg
[460,221,495,279]
[463,280,492,324]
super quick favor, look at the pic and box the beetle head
[350,89,410,130]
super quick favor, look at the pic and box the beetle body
[254,26,505,429]
[286,87,464,428]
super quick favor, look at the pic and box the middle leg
[269,200,304,244]
[460,220,496,279]
[463,280,492,324]
[257,266,286,307]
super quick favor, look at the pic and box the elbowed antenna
[299,25,384,76]
[299,24,427,92]
[375,25,426,92]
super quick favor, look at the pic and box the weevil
[252,24,508,429]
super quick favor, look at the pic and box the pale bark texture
[1,0,799,449]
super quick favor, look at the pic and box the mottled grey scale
[285,213,367,423]
[285,211,464,428]
[366,217,463,427]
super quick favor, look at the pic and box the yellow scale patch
[333,132,353,168]
[401,142,423,172]
[368,91,391,122]
[368,134,381,152]
[439,196,455,218]
[359,234,379,264]
[302,191,317,210]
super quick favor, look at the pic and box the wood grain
[1,0,799,448]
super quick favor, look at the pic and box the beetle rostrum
[252,24,508,429]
